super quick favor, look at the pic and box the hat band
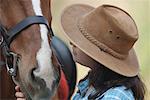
[77,21,127,59]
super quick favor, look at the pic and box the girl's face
[70,42,98,69]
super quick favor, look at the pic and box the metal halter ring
[5,52,19,76]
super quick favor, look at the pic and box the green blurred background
[51,0,150,99]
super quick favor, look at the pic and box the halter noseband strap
[6,16,53,45]
[0,16,53,76]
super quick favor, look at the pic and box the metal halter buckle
[5,52,18,76]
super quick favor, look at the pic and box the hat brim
[61,4,139,77]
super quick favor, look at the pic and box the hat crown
[78,5,138,59]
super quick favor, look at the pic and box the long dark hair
[87,63,146,100]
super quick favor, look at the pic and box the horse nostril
[29,63,60,99]
[28,65,46,88]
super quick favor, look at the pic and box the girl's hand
[15,86,26,100]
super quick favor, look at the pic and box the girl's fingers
[17,98,26,100]
[15,92,25,98]
[15,86,20,92]
[15,86,26,100]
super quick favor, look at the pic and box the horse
[0,0,77,99]
[0,0,61,99]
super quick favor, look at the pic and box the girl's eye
[70,42,76,47]
[69,42,73,45]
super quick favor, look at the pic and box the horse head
[0,0,60,99]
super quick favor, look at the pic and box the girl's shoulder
[98,86,134,100]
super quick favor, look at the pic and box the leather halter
[0,16,52,76]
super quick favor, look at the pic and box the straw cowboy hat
[61,4,139,77]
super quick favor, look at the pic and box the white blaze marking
[31,0,55,91]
